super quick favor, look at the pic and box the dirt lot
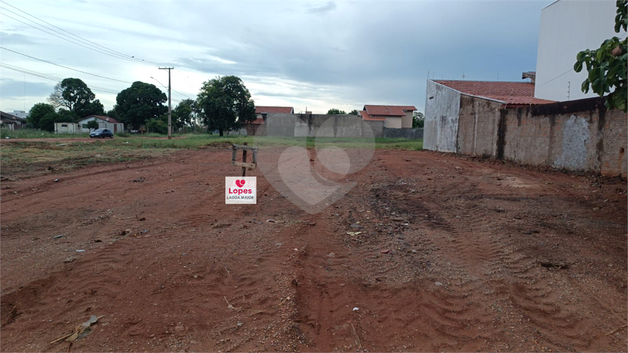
[1,144,626,352]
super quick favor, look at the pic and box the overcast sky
[1,0,555,115]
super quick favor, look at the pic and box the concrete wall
[535,0,623,101]
[383,128,423,140]
[265,113,296,137]
[457,95,503,157]
[500,98,627,176]
[424,80,461,152]
[263,113,384,138]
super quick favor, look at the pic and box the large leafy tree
[115,81,167,130]
[327,108,346,114]
[48,78,103,118]
[27,103,55,129]
[172,98,195,129]
[76,99,104,118]
[574,0,627,111]
[195,76,255,136]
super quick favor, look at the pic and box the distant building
[54,115,124,134]
[0,111,26,130]
[535,0,624,101]
[78,115,124,133]
[247,106,294,135]
[360,105,417,129]
[12,110,27,119]
[254,106,294,124]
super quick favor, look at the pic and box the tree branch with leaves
[574,0,627,111]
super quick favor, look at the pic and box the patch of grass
[0,140,171,177]
[0,133,422,178]
[1,128,90,139]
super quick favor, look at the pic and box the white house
[78,115,124,133]
[54,115,124,134]
[535,0,624,101]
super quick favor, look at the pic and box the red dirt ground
[1,146,626,352]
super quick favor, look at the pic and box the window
[82,124,88,128]
[61,124,68,127]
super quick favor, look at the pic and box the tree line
[27,75,256,135]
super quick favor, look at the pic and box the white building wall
[424,80,460,152]
[401,111,413,128]
[78,117,124,133]
[385,117,402,129]
[54,122,80,134]
[535,0,623,101]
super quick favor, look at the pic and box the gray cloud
[0,79,53,99]
[0,32,38,45]
[307,1,336,15]
[1,0,552,113]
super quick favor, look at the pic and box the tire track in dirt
[418,185,613,351]
[363,171,614,351]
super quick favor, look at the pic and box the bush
[146,118,168,135]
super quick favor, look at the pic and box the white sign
[225,177,257,204]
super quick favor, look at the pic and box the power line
[0,62,120,95]
[0,2,162,66]
[0,62,62,82]
[152,75,193,100]
[0,0,154,64]
[537,68,574,87]
[0,46,132,84]
[0,10,142,64]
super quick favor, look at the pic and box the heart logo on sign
[235,180,246,188]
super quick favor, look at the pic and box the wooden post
[241,142,248,176]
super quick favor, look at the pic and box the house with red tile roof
[360,105,417,129]
[424,77,555,153]
[252,106,294,125]
[78,115,124,133]
[433,80,554,107]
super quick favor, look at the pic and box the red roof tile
[360,110,385,121]
[363,105,416,117]
[434,80,554,105]
[255,106,293,114]
[84,115,121,124]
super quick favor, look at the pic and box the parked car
[90,128,114,138]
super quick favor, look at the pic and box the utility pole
[159,67,173,139]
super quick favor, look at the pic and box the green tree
[48,78,103,118]
[327,108,346,114]
[115,81,167,130]
[195,76,255,136]
[412,111,424,129]
[86,120,99,130]
[172,98,195,130]
[27,103,56,129]
[76,99,104,118]
[106,108,121,121]
[57,108,79,123]
[349,109,359,115]
[574,0,627,111]
[146,117,169,134]
[38,112,63,132]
